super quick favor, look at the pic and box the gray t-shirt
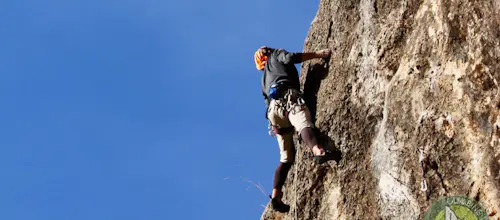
[261,49,302,104]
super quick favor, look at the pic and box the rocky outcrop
[262,0,500,219]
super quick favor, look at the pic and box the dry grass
[224,176,270,210]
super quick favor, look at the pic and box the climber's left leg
[270,131,294,213]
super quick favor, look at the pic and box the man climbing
[254,46,331,213]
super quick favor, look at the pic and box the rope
[293,148,299,220]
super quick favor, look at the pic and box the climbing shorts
[267,89,315,163]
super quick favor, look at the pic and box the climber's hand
[316,49,331,58]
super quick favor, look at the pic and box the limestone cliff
[261,0,500,219]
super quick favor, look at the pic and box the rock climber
[254,46,331,213]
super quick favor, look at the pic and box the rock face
[261,0,500,219]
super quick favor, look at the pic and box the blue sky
[0,0,319,219]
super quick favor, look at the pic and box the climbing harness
[267,89,305,137]
[284,89,307,115]
[419,147,428,192]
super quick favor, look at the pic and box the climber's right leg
[286,89,326,158]
[300,127,324,156]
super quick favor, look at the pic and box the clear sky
[0,0,319,219]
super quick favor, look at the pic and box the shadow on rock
[317,128,343,164]
[303,62,329,123]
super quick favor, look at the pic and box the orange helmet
[254,47,269,70]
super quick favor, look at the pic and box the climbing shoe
[313,149,329,164]
[271,197,290,213]
[313,154,328,164]
[313,149,342,164]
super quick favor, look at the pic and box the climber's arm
[277,49,331,64]
[300,50,331,62]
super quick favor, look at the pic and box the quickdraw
[268,121,294,137]
[268,122,276,137]
[419,147,428,192]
